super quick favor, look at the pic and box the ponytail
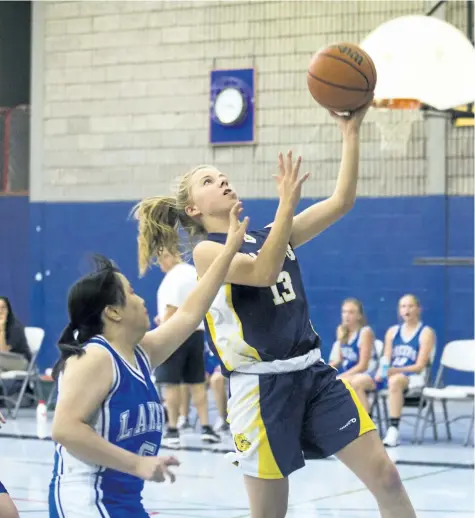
[132,196,181,277]
[133,191,206,277]
[51,322,85,381]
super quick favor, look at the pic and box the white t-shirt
[157,262,205,332]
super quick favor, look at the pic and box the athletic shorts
[0,481,7,494]
[155,331,205,384]
[227,360,376,479]
[376,372,426,392]
[205,350,221,376]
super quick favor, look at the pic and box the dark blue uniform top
[204,228,320,376]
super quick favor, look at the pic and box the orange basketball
[307,43,377,112]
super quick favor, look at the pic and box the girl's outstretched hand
[329,96,374,136]
[274,150,310,210]
[224,202,249,254]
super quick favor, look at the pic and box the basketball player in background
[136,99,418,518]
[351,294,435,447]
[175,346,230,435]
[329,298,377,382]
[205,345,229,433]
[0,411,20,518]
[155,249,220,446]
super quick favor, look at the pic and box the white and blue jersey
[338,326,378,376]
[391,322,426,370]
[49,336,164,517]
[340,328,362,372]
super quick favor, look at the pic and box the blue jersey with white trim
[204,228,320,376]
[339,326,378,374]
[391,323,425,368]
[340,329,362,372]
[49,336,163,517]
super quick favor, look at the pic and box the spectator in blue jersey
[329,298,377,381]
[351,294,435,447]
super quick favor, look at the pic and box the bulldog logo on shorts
[234,433,251,452]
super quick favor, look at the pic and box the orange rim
[372,98,421,110]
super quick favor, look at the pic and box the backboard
[360,14,475,153]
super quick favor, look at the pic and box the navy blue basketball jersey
[391,322,425,368]
[204,228,320,376]
[49,336,163,517]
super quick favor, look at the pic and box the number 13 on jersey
[271,271,296,305]
[248,248,297,306]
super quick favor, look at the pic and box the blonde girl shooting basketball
[136,100,417,518]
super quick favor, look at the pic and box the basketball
[307,43,377,113]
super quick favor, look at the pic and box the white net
[365,106,424,156]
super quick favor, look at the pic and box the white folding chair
[0,326,45,419]
[416,339,475,446]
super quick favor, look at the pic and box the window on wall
[0,0,31,194]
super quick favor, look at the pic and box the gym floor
[0,402,473,518]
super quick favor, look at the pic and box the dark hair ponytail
[51,255,126,381]
[52,323,82,381]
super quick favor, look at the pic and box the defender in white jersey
[49,205,248,517]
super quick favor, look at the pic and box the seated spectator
[0,296,31,372]
[329,298,377,382]
[351,294,435,447]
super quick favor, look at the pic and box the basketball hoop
[366,98,423,156]
[359,14,475,156]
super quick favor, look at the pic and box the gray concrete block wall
[34,0,472,202]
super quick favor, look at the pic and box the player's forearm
[332,132,360,209]
[342,360,369,377]
[254,202,295,285]
[52,422,140,477]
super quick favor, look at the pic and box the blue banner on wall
[209,68,255,145]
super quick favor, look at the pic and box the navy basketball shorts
[227,360,376,479]
[155,330,206,385]
[0,481,8,493]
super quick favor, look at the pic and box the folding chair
[415,339,475,446]
[0,327,45,419]
[367,339,387,436]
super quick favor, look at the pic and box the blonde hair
[399,293,421,308]
[339,298,367,344]
[132,166,211,277]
